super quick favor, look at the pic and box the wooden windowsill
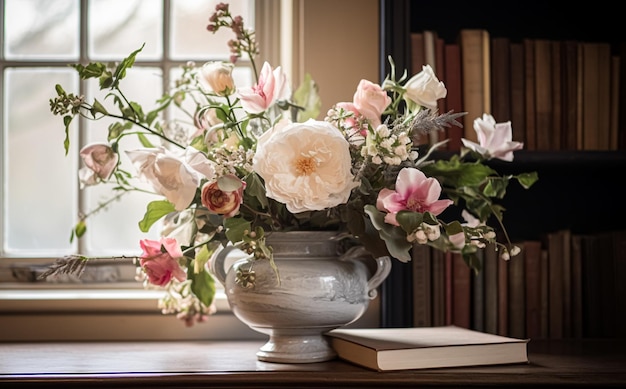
[1,339,626,387]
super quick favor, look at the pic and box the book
[561,40,580,150]
[460,28,491,143]
[551,40,562,151]
[431,249,446,326]
[523,39,537,150]
[412,244,432,327]
[472,248,485,332]
[581,42,601,150]
[570,233,584,338]
[523,240,543,339]
[497,246,509,336]
[547,230,565,339]
[482,243,499,334]
[534,39,553,151]
[490,37,511,124]
[444,42,464,151]
[509,42,526,145]
[424,30,441,144]
[451,252,471,329]
[507,242,526,339]
[327,326,529,372]
[596,43,612,150]
[610,55,621,150]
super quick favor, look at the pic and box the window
[0,0,271,341]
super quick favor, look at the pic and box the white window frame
[0,0,280,342]
[0,0,382,341]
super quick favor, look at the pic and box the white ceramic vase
[211,231,391,363]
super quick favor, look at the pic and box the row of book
[411,29,625,151]
[411,229,626,339]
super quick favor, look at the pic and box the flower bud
[199,61,235,96]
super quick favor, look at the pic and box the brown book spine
[561,229,572,338]
[508,242,526,339]
[444,42,464,151]
[452,252,471,329]
[523,39,537,150]
[497,251,509,336]
[596,43,612,150]
[561,40,580,150]
[534,39,553,151]
[582,42,600,150]
[570,234,583,338]
[509,42,526,145]
[547,230,564,339]
[551,41,562,151]
[490,37,511,123]
[410,32,428,145]
[460,29,490,143]
[483,244,499,335]
[523,240,543,339]
[610,55,620,150]
[412,244,432,327]
[431,249,446,326]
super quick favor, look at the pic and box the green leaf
[91,99,108,116]
[396,211,424,233]
[74,220,87,240]
[516,171,539,189]
[112,43,145,86]
[137,132,154,147]
[188,267,216,307]
[138,200,175,232]
[244,173,269,209]
[62,115,73,155]
[364,205,412,262]
[292,73,321,122]
[224,217,251,244]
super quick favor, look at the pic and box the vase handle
[209,245,241,286]
[341,246,392,300]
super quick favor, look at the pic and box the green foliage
[138,200,176,232]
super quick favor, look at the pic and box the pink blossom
[238,62,290,114]
[461,114,524,161]
[139,238,186,287]
[79,142,119,181]
[352,79,391,127]
[376,167,453,226]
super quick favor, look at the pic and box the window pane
[4,0,79,60]
[170,0,254,61]
[3,68,79,256]
[88,0,163,60]
[81,67,164,256]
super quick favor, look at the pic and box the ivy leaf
[224,217,251,244]
[516,171,539,189]
[364,205,412,262]
[112,43,145,86]
[138,200,175,232]
[188,267,216,307]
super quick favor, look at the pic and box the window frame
[0,0,279,341]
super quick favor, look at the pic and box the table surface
[2,338,625,387]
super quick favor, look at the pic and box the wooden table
[1,339,625,387]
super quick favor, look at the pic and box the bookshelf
[379,0,626,336]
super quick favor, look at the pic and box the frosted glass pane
[4,0,79,60]
[3,69,79,256]
[170,0,254,61]
[89,0,163,60]
[82,67,163,256]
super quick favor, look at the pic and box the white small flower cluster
[407,222,442,244]
[157,279,216,327]
[362,124,418,165]
[208,145,254,177]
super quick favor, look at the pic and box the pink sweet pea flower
[376,167,453,226]
[461,113,524,161]
[139,237,186,287]
[238,61,290,114]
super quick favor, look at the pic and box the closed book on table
[327,326,529,372]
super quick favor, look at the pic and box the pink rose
[352,79,391,127]
[201,175,246,218]
[376,167,453,226]
[139,238,186,287]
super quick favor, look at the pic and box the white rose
[253,119,358,213]
[403,64,447,110]
[126,146,215,211]
[198,61,235,96]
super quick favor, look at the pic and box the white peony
[253,119,358,213]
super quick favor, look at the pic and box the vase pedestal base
[255,328,337,363]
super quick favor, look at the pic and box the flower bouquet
[45,2,537,326]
